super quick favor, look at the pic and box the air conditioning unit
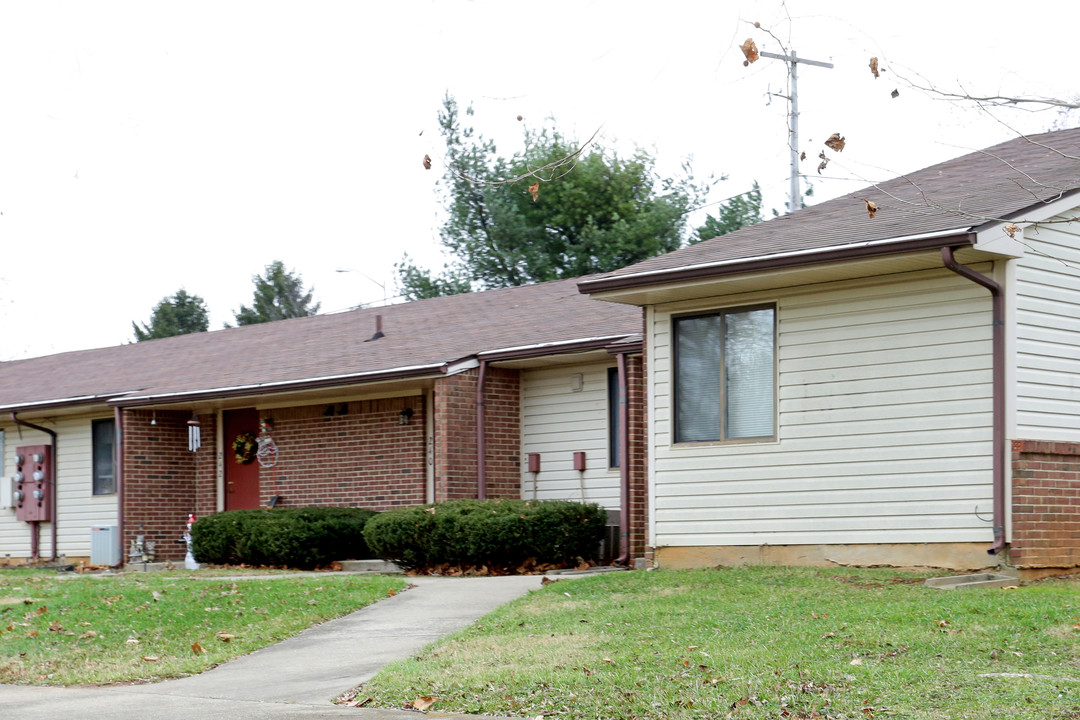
[0,476,13,510]
[91,526,121,566]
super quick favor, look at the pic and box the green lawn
[0,569,406,685]
[360,567,1080,719]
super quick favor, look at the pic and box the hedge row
[362,499,607,570]
[190,506,376,569]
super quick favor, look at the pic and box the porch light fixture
[399,408,414,426]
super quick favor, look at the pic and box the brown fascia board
[478,335,638,363]
[578,231,978,296]
[110,363,448,408]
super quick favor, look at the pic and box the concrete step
[924,573,1017,590]
[338,559,402,573]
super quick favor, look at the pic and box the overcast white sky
[2,1,1077,360]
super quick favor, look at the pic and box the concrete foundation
[655,542,1003,572]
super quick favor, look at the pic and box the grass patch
[0,569,406,685]
[361,566,1080,719]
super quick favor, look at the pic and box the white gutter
[583,227,973,288]
[113,362,448,405]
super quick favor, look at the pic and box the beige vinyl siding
[651,268,994,548]
[1014,217,1080,441]
[0,414,119,560]
[521,362,620,510]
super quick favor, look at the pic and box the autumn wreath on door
[232,432,258,464]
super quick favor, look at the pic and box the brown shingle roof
[0,277,642,410]
[580,127,1080,291]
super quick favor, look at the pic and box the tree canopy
[232,260,320,326]
[397,95,716,300]
[694,181,764,242]
[132,288,210,342]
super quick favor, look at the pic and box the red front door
[224,408,262,510]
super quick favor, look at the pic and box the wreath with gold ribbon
[232,432,258,464]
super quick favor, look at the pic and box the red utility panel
[573,451,586,472]
[15,445,53,523]
[527,453,541,473]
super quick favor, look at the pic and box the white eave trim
[111,362,448,405]
[478,335,634,359]
[583,227,973,288]
[0,393,128,413]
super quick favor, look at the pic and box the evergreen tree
[233,260,320,326]
[132,288,210,341]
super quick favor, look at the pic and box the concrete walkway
[0,575,542,720]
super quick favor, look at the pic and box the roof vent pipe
[941,246,1006,556]
[364,314,384,342]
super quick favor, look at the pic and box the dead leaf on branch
[800,151,806,161]
[891,89,900,99]
[412,696,439,711]
[869,57,880,79]
[1004,223,1020,238]
[824,133,846,152]
[422,154,432,170]
[740,38,759,66]
[863,199,879,219]
[817,151,829,174]
[528,182,540,202]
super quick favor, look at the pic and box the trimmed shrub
[363,499,607,570]
[190,506,377,569]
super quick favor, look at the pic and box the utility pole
[760,49,833,214]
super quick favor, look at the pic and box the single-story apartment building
[579,127,1080,577]
[0,278,646,566]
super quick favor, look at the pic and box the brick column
[121,409,200,563]
[1011,440,1080,569]
[433,368,521,502]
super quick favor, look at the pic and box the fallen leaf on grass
[142,656,160,662]
[78,630,97,640]
[850,657,863,666]
[126,637,140,645]
[215,632,236,642]
[540,576,558,586]
[27,629,38,638]
[191,642,204,655]
[1001,585,1020,590]
[412,696,439,711]
[387,588,396,597]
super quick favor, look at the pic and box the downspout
[11,412,58,562]
[614,352,631,565]
[114,407,125,568]
[941,246,1006,556]
[476,360,488,499]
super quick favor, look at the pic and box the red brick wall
[259,397,426,510]
[1011,439,1080,569]
[433,367,521,502]
[121,409,202,562]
